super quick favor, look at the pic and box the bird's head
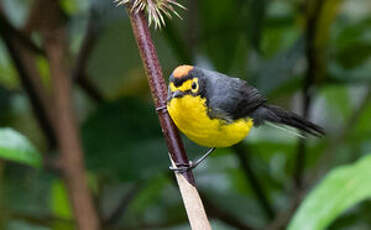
[167,65,205,101]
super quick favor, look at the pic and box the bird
[166,65,324,171]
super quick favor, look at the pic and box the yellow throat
[167,95,254,147]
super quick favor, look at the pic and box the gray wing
[204,71,266,121]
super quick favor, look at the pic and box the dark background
[0,0,370,229]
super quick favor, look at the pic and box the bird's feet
[169,161,195,173]
[169,147,215,173]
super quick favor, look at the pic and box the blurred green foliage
[0,0,370,230]
[0,128,42,168]
[289,154,371,230]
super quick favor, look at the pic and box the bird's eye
[190,79,199,93]
[191,82,197,90]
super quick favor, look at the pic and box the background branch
[0,13,43,54]
[45,26,101,230]
[263,192,303,230]
[309,87,371,183]
[232,144,275,220]
[104,183,142,226]
[0,7,56,148]
[294,0,325,190]
[72,9,104,103]
[203,196,256,230]
[37,0,100,229]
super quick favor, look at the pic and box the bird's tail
[251,105,325,137]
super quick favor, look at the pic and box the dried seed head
[115,0,186,29]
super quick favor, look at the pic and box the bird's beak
[173,90,184,98]
[167,90,184,101]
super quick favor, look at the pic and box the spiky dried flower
[115,0,186,29]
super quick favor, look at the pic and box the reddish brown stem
[127,9,211,230]
[128,11,194,183]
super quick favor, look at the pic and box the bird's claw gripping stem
[169,161,195,173]
[169,147,216,173]
[155,105,167,114]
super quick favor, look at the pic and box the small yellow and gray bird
[167,65,324,171]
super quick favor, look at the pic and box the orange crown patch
[173,65,194,78]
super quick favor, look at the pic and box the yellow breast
[167,95,253,147]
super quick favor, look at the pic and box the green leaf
[0,128,42,168]
[51,179,73,219]
[0,43,20,89]
[288,154,371,230]
[50,179,75,230]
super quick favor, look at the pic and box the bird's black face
[167,65,206,102]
